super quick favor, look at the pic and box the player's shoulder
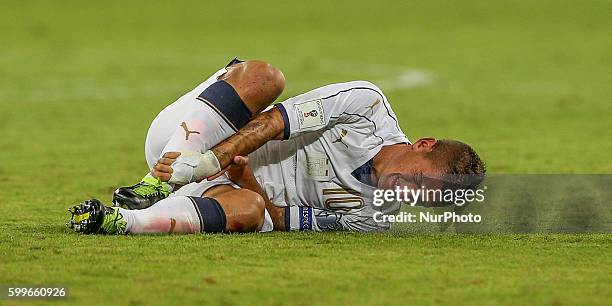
[332,80,382,91]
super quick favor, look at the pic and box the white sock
[119,196,202,234]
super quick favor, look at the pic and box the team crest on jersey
[304,110,318,117]
[295,99,325,130]
[304,154,331,181]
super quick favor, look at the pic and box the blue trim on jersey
[351,158,375,186]
[196,80,252,131]
[275,104,291,140]
[299,207,312,231]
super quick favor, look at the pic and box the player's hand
[226,156,253,182]
[208,156,252,182]
[152,152,181,182]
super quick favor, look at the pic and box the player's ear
[413,138,437,152]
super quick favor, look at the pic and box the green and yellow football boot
[67,199,127,234]
[112,175,171,210]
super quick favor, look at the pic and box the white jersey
[173,80,409,232]
[144,68,231,169]
[248,81,409,231]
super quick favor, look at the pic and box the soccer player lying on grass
[67,80,485,234]
[110,57,285,209]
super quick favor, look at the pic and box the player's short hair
[426,139,486,190]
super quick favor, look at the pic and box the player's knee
[242,190,266,231]
[224,189,265,232]
[226,60,285,112]
[244,60,285,103]
[254,61,285,102]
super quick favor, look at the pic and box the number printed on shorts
[322,188,364,211]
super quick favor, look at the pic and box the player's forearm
[237,181,286,231]
[268,206,286,231]
[211,107,285,169]
[230,168,286,231]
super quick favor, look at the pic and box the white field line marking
[12,60,436,103]
[376,69,435,91]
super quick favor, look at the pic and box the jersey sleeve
[275,81,408,144]
[283,206,390,232]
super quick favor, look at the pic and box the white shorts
[173,175,274,232]
[174,175,238,197]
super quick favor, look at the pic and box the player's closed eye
[396,173,421,188]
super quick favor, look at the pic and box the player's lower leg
[67,196,229,235]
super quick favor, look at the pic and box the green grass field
[1,0,611,305]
